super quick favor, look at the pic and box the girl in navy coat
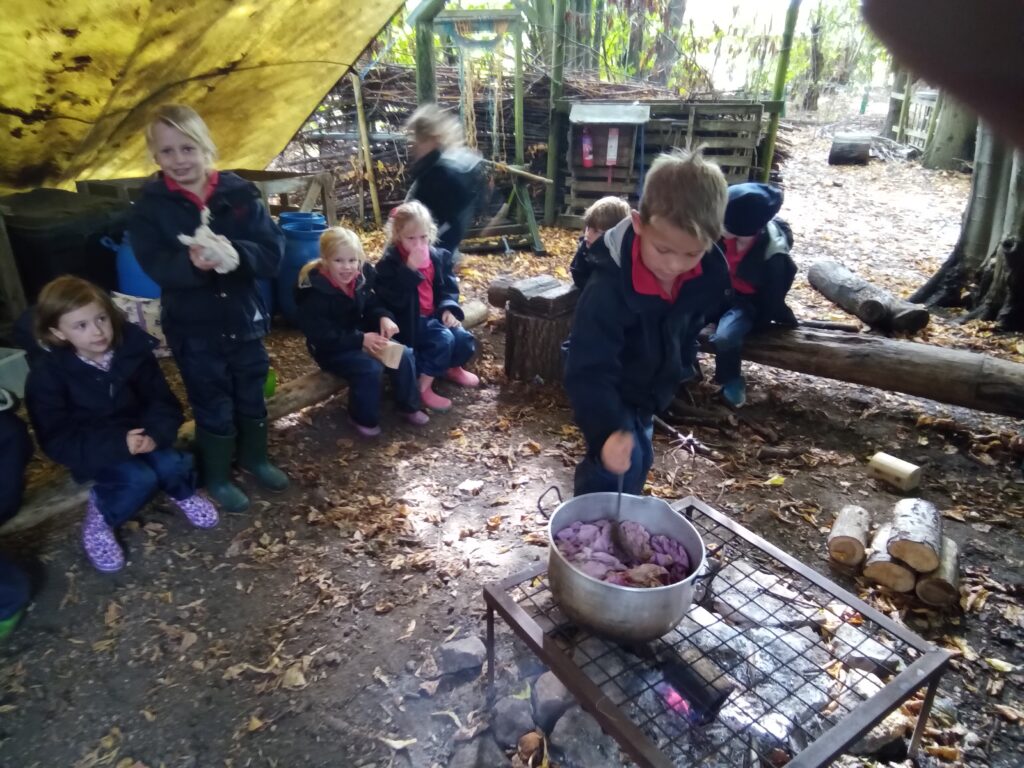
[295,227,428,435]
[25,277,217,573]
[128,104,287,514]
[374,201,479,412]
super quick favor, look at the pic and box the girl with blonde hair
[373,202,479,413]
[295,227,428,435]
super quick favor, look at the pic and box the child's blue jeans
[573,412,655,496]
[709,305,755,384]
[415,317,476,378]
[316,346,421,427]
[93,448,197,527]
[0,556,29,621]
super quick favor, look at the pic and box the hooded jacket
[725,218,798,327]
[373,244,464,349]
[128,171,284,343]
[565,218,730,450]
[294,264,394,363]
[407,148,483,253]
[25,323,184,482]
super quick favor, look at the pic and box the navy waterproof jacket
[128,171,284,344]
[565,218,730,451]
[373,244,464,349]
[294,265,394,363]
[25,323,184,483]
[407,148,482,254]
[723,218,798,328]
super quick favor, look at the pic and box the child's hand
[362,332,388,356]
[601,430,634,475]
[441,310,461,329]
[126,428,156,455]
[189,245,217,272]
[379,317,399,339]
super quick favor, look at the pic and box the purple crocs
[401,410,430,426]
[173,493,220,529]
[82,493,125,573]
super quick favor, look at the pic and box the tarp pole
[760,0,802,182]
[351,73,382,227]
[414,0,448,104]
[544,0,568,224]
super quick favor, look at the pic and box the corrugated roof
[0,0,404,192]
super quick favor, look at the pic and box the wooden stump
[828,133,872,165]
[504,278,579,384]
[915,536,960,607]
[887,498,942,573]
[863,523,917,592]
[808,261,930,333]
[489,274,560,309]
[827,505,871,566]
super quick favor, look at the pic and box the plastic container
[102,233,161,299]
[0,348,29,398]
[277,220,327,325]
[278,211,327,227]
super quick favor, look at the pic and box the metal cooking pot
[542,489,707,643]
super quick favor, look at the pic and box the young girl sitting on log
[128,104,287,514]
[708,183,798,408]
[25,277,218,573]
[374,201,479,412]
[295,227,429,436]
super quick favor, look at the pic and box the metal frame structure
[484,496,950,768]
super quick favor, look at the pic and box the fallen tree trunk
[722,327,1024,420]
[3,301,491,536]
[808,260,930,333]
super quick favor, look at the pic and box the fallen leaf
[984,657,1016,673]
[141,709,156,723]
[104,601,123,628]
[764,474,786,486]
[247,715,265,732]
[282,663,308,690]
[924,745,960,761]
[457,479,484,495]
[994,704,1024,722]
[398,619,416,640]
[378,736,416,751]
[374,599,395,615]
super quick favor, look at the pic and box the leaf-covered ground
[1,124,1022,768]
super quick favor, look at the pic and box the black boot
[194,428,249,513]
[237,417,289,491]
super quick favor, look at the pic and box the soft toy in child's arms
[177,207,240,274]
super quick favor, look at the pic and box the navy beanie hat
[724,183,783,237]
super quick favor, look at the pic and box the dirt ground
[1,123,1022,768]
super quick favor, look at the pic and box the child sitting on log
[564,148,730,496]
[569,196,632,289]
[374,201,479,413]
[708,183,798,408]
[295,227,429,436]
[25,277,218,573]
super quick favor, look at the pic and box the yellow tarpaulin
[0,0,404,193]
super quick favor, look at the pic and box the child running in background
[295,227,429,435]
[374,201,479,413]
[569,196,632,289]
[709,183,797,408]
[128,104,287,514]
[25,277,217,573]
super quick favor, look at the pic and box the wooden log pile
[827,497,961,607]
[808,260,930,334]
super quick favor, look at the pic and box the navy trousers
[709,305,755,385]
[0,410,32,621]
[573,412,655,497]
[415,317,476,378]
[170,336,269,435]
[93,448,197,528]
[317,346,421,428]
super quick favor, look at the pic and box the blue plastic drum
[102,233,161,299]
[277,220,327,325]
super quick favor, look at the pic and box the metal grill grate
[484,497,951,768]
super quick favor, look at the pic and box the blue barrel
[277,221,326,325]
[102,233,161,299]
[279,211,327,227]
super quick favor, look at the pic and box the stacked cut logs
[827,499,960,607]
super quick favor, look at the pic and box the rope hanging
[459,57,478,149]
[435,19,510,52]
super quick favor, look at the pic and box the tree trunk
[883,67,909,139]
[827,134,871,165]
[864,524,917,593]
[915,537,960,608]
[592,0,606,76]
[652,0,687,86]
[887,498,942,573]
[827,505,871,567]
[578,0,593,71]
[715,327,1024,419]
[625,0,645,76]
[921,95,976,170]
[808,260,930,333]
[802,9,824,111]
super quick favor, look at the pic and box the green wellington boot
[195,427,250,513]
[0,609,24,641]
[237,416,289,492]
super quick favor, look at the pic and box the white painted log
[867,452,922,492]
[915,536,960,607]
[887,498,942,573]
[827,505,871,566]
[863,523,917,592]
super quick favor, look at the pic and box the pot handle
[536,485,563,517]
[692,556,722,606]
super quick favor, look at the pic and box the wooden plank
[557,214,585,229]
[569,180,637,194]
[689,136,760,149]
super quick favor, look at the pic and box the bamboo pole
[351,73,382,228]
[514,26,525,167]
[760,0,802,182]
[413,0,448,104]
[896,76,915,144]
[923,90,944,152]
[544,0,568,224]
